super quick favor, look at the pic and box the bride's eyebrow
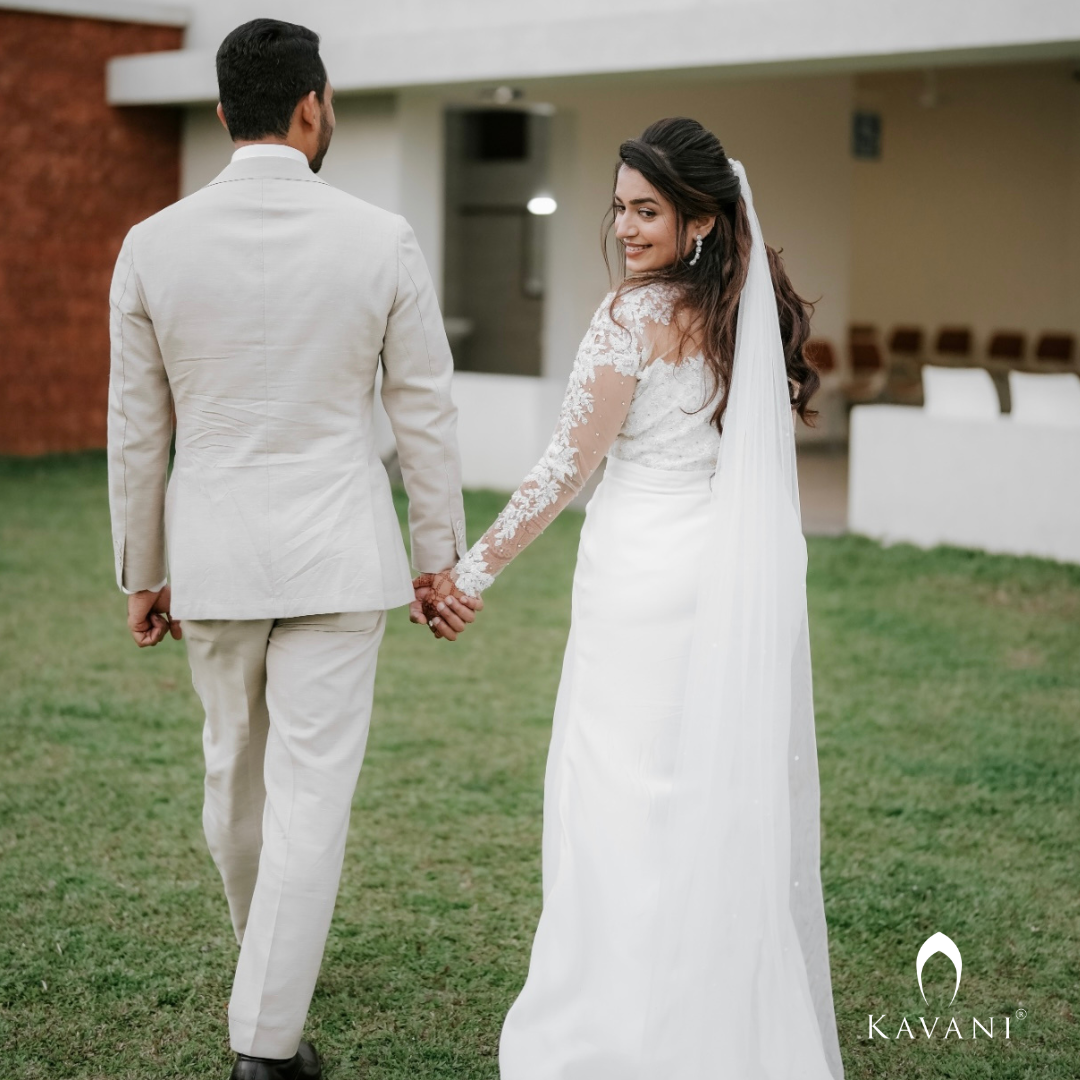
[629,197,659,206]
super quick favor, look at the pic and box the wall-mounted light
[527,196,557,216]
[479,86,524,105]
[919,69,941,109]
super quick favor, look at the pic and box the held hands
[127,577,478,646]
[127,585,182,648]
[410,570,483,641]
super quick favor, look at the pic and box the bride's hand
[411,570,484,641]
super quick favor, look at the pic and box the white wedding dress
[455,167,844,1080]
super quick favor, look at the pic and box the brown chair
[888,327,924,356]
[1035,333,1076,364]
[806,338,837,374]
[844,340,888,405]
[935,327,973,359]
[851,341,884,372]
[882,326,925,399]
[849,323,878,344]
[987,331,1026,362]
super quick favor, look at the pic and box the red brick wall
[0,11,182,455]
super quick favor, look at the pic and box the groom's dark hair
[216,19,327,141]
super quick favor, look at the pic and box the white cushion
[1008,371,1080,428]
[922,366,1000,421]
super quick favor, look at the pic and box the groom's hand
[127,585,182,648]
[411,572,482,641]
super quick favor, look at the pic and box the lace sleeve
[452,293,651,597]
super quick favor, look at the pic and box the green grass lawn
[1,452,1078,1079]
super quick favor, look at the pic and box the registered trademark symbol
[1015,1009,1027,1020]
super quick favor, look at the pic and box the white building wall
[318,95,401,213]
[850,62,1080,349]
[396,92,445,293]
[160,7,1080,486]
[1069,79,1080,339]
[849,403,1080,563]
[539,108,586,390]
[451,372,565,490]
[180,104,224,195]
[180,94,402,208]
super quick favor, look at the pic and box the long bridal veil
[640,162,844,1079]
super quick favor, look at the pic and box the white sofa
[848,368,1080,564]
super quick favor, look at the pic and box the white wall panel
[849,404,1080,563]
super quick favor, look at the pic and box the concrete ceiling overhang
[106,0,1080,106]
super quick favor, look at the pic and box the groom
[108,18,480,1080]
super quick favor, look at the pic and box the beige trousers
[184,610,386,1059]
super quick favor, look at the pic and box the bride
[418,117,845,1080]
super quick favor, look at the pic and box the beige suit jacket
[107,154,467,619]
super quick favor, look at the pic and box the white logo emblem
[916,932,962,1005]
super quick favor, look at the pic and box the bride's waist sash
[603,455,714,495]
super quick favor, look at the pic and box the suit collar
[207,155,329,187]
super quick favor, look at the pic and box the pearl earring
[688,234,703,266]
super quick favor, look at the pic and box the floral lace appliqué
[453,542,495,598]
[453,283,681,596]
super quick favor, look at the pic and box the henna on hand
[420,570,462,626]
[410,570,479,640]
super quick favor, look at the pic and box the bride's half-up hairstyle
[603,117,819,430]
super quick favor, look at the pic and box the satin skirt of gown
[499,455,841,1080]
[500,456,715,1080]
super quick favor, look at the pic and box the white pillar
[397,91,446,301]
[1069,80,1080,339]
[541,107,585,383]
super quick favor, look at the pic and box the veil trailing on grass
[640,161,844,1079]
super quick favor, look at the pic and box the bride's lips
[624,243,650,257]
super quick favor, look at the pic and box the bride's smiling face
[613,166,680,273]
[613,164,716,274]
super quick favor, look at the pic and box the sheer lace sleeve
[452,291,660,597]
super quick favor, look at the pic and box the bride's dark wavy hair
[602,117,819,431]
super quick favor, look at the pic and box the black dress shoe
[230,1040,322,1080]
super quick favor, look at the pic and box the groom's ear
[216,102,231,136]
[296,89,321,132]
